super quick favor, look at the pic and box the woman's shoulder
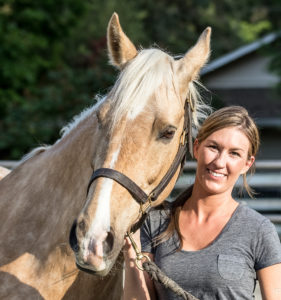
[147,201,172,223]
[142,201,172,236]
[141,201,172,244]
[236,202,274,228]
[237,203,281,269]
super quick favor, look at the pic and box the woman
[124,106,281,300]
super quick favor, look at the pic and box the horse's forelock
[108,48,211,133]
[18,51,211,166]
[108,49,176,131]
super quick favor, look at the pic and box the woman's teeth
[208,169,225,177]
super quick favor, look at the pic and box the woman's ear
[241,156,255,174]
[193,139,199,160]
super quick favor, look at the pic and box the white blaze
[83,146,121,252]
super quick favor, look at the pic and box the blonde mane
[60,96,105,138]
[20,49,211,164]
[108,48,211,132]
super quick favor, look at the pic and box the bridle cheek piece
[86,94,193,234]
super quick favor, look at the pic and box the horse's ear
[107,13,138,69]
[176,27,211,87]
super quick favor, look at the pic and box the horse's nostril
[103,230,114,255]
[69,220,80,252]
[78,220,86,234]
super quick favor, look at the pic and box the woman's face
[194,127,255,196]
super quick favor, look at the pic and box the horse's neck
[0,113,99,260]
[0,112,125,299]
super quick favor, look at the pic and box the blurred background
[0,3,280,297]
[0,1,281,239]
[1,0,280,159]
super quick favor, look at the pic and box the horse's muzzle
[69,220,114,257]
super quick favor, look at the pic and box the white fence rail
[182,160,281,170]
[1,160,281,235]
[0,160,20,169]
[2,159,281,172]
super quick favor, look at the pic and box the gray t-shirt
[141,203,281,300]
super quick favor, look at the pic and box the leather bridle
[86,94,194,233]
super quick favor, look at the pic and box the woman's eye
[160,129,175,140]
[208,145,217,150]
[231,151,240,157]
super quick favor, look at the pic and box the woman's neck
[182,182,238,223]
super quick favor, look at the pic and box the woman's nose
[213,152,227,168]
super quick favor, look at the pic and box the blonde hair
[197,105,260,197]
[156,106,260,247]
[108,48,211,132]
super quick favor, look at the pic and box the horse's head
[70,13,211,275]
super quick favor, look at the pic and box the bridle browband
[87,93,194,233]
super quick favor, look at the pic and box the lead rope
[126,232,199,300]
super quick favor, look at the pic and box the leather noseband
[87,95,193,233]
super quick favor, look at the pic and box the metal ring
[187,91,195,112]
[135,254,151,271]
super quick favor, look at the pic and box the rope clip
[126,231,151,271]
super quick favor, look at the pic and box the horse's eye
[159,129,176,140]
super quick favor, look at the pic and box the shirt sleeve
[254,218,281,270]
[140,213,155,254]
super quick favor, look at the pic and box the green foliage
[0,0,280,159]
[0,0,89,158]
[136,0,280,57]
[0,0,148,159]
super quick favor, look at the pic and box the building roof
[201,31,281,76]
[200,31,281,127]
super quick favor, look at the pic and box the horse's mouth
[75,261,110,276]
[75,259,112,276]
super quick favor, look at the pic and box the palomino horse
[0,13,211,299]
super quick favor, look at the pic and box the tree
[0,0,145,159]
[0,0,280,159]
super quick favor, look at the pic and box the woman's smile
[194,127,254,196]
[207,168,226,179]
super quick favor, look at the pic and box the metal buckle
[180,130,187,146]
[126,231,151,271]
[140,192,154,214]
[187,91,194,112]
